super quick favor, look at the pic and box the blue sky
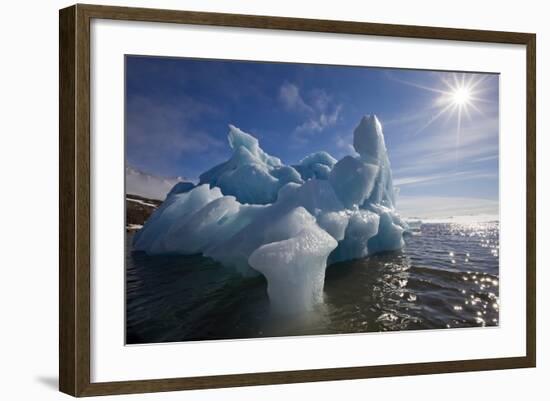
[125,56,499,218]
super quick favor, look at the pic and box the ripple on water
[126,221,499,343]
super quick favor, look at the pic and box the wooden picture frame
[59,3,536,397]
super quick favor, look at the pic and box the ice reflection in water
[126,222,499,344]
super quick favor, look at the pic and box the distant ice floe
[415,214,499,225]
[133,115,407,314]
[398,195,499,224]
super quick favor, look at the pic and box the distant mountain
[126,165,188,201]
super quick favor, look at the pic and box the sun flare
[396,72,493,169]
[452,86,472,106]
[402,72,489,139]
[438,74,485,117]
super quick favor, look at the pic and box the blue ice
[134,115,406,314]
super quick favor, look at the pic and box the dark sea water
[126,222,499,344]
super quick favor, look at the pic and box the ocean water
[126,221,499,344]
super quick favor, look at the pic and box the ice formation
[198,125,303,204]
[133,114,406,314]
[293,151,337,180]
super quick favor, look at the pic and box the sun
[392,72,492,148]
[407,73,486,138]
[395,72,491,169]
[438,74,484,117]
[452,86,472,106]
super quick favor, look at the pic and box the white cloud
[310,88,331,111]
[278,82,313,113]
[279,82,342,137]
[295,105,342,133]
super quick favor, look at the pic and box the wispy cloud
[295,105,342,133]
[394,170,497,187]
[334,133,357,157]
[389,116,499,175]
[126,95,224,176]
[469,154,499,164]
[279,82,313,114]
[278,82,342,137]
[382,107,438,127]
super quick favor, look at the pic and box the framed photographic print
[59,4,536,397]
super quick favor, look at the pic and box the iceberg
[249,208,338,312]
[199,125,303,204]
[166,181,195,197]
[293,151,337,180]
[329,156,379,209]
[134,114,406,314]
